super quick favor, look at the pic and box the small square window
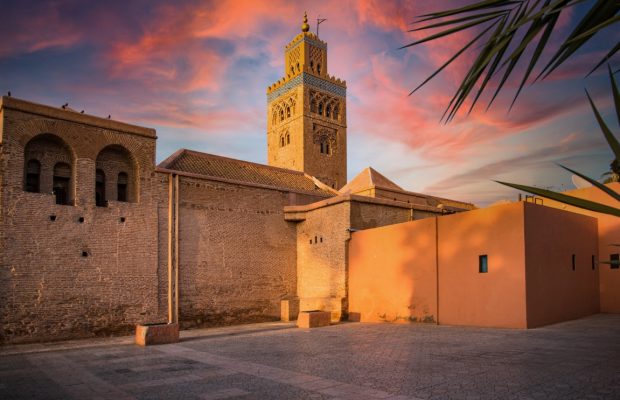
[611,254,619,270]
[479,255,488,273]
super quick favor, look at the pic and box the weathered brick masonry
[0,98,160,344]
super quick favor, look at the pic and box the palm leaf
[409,22,498,95]
[611,64,620,128]
[409,10,508,32]
[400,15,502,49]
[586,89,620,161]
[405,0,620,118]
[509,2,562,110]
[495,180,620,217]
[586,43,620,77]
[538,0,619,80]
[557,164,620,202]
[416,0,522,20]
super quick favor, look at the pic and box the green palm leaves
[499,66,620,217]
[404,0,620,122]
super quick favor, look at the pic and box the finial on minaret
[301,12,310,32]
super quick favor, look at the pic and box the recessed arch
[23,133,75,204]
[95,144,138,203]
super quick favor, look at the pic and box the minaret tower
[266,12,347,189]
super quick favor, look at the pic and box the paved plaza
[1,314,619,400]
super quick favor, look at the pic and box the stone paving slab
[0,314,619,399]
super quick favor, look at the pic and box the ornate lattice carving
[312,125,337,154]
[271,93,298,126]
[309,90,341,121]
[287,47,301,74]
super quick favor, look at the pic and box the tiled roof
[157,149,334,196]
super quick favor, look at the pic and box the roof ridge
[366,166,375,187]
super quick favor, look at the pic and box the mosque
[0,15,617,344]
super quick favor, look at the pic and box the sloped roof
[157,149,334,196]
[339,166,403,194]
[340,166,475,211]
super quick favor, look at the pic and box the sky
[1,0,618,206]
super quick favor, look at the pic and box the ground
[1,315,619,400]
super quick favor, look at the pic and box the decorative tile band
[267,73,346,101]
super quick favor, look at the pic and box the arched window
[53,162,71,205]
[280,136,285,147]
[317,64,322,74]
[280,109,284,121]
[272,112,277,125]
[290,66,294,74]
[25,159,41,193]
[286,106,291,118]
[117,172,128,202]
[23,133,74,202]
[326,105,331,118]
[95,169,106,207]
[333,105,339,120]
[318,102,324,115]
[296,62,300,71]
[320,140,331,155]
[310,99,317,113]
[310,61,314,70]
[96,145,137,203]
[286,133,290,144]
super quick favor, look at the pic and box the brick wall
[159,174,322,329]
[0,98,161,344]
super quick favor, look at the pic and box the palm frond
[557,164,620,202]
[405,0,620,118]
[495,181,620,217]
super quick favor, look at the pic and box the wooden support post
[168,174,179,324]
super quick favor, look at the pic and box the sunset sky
[1,0,617,205]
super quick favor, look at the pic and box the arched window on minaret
[286,133,290,144]
[280,136,285,147]
[280,109,285,121]
[326,105,331,118]
[286,106,291,118]
[317,64,322,75]
[318,102,324,116]
[311,99,317,113]
[333,105,339,120]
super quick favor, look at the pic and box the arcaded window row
[23,133,137,206]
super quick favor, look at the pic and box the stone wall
[162,174,320,329]
[0,98,161,344]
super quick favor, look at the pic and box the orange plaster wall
[539,183,620,313]
[438,202,527,328]
[523,203,599,327]
[348,218,437,323]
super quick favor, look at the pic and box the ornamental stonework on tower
[266,13,347,189]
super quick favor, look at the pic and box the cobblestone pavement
[1,315,620,400]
